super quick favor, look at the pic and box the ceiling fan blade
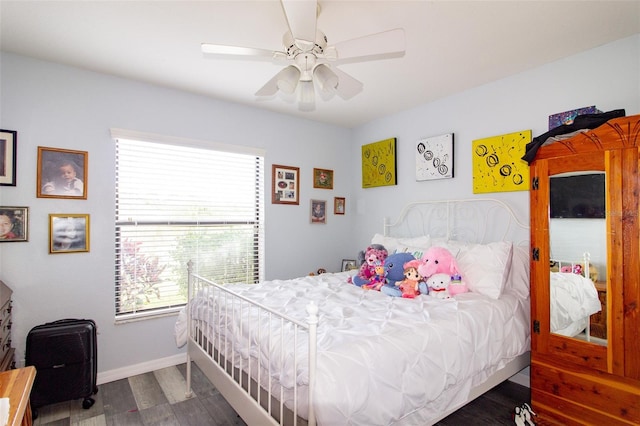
[255,72,280,97]
[332,68,363,100]
[202,43,283,61]
[333,28,406,65]
[280,0,317,44]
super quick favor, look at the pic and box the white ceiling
[1,1,639,128]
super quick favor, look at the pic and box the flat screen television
[549,173,605,219]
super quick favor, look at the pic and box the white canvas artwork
[416,133,454,181]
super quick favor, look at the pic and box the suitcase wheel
[82,397,95,409]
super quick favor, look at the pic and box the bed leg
[185,354,193,398]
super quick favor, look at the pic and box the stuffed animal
[447,274,468,296]
[362,260,386,291]
[380,252,416,296]
[561,264,583,275]
[426,273,452,299]
[417,246,468,295]
[350,244,388,287]
[397,259,424,298]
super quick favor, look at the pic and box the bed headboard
[384,198,529,246]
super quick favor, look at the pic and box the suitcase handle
[44,319,97,332]
[46,318,93,325]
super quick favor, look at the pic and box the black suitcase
[26,319,98,411]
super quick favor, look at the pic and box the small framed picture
[313,168,333,189]
[341,259,357,272]
[0,129,17,186]
[310,199,327,224]
[37,146,88,199]
[49,214,90,253]
[0,207,28,242]
[272,164,300,205]
[334,197,345,215]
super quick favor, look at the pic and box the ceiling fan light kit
[201,0,405,111]
[276,66,300,94]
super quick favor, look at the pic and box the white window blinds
[113,131,265,319]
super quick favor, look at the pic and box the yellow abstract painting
[472,130,531,194]
[362,138,397,188]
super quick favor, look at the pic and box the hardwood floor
[33,363,529,425]
[435,380,531,425]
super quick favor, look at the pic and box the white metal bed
[182,198,532,425]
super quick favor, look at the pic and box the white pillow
[370,234,431,254]
[446,240,513,299]
[505,245,530,299]
[393,245,428,259]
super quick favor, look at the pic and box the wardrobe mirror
[548,171,607,346]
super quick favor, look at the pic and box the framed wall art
[310,199,326,224]
[313,168,333,189]
[416,133,454,181]
[472,130,531,194]
[0,129,17,186]
[334,197,345,215]
[37,146,88,199]
[0,206,28,242]
[361,137,397,188]
[49,214,90,253]
[272,164,299,205]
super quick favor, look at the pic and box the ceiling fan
[201,0,406,111]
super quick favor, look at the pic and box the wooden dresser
[0,280,14,371]
[529,114,640,424]
[0,366,36,426]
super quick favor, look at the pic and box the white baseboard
[97,353,187,385]
[508,366,530,388]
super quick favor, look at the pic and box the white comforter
[550,271,602,337]
[177,271,530,425]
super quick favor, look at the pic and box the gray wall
[350,35,639,248]
[0,34,638,380]
[0,53,353,376]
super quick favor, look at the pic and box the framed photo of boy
[313,168,333,189]
[310,199,327,224]
[0,129,17,186]
[272,164,299,205]
[49,214,90,254]
[334,197,345,215]
[37,146,88,199]
[0,207,28,242]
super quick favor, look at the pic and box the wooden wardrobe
[529,114,640,424]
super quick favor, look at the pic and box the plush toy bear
[351,244,388,287]
[397,259,424,299]
[426,273,452,299]
[417,246,468,296]
[380,252,416,296]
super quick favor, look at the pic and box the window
[112,130,264,321]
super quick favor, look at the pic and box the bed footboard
[185,261,318,426]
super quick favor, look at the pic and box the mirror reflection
[548,171,607,346]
